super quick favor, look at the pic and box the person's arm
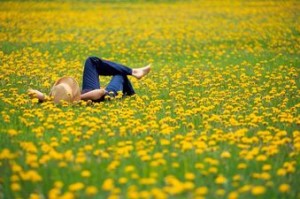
[28,89,47,102]
[80,89,106,101]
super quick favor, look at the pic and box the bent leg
[81,56,148,101]
[105,75,135,97]
[101,59,151,80]
[101,59,133,76]
[85,56,132,76]
[82,56,133,91]
[105,75,125,96]
[122,76,135,96]
[82,57,101,93]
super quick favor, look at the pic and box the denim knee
[85,56,95,64]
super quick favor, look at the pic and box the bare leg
[132,64,151,79]
[28,89,46,102]
[80,88,106,101]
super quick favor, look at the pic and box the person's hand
[28,89,45,101]
[28,89,38,98]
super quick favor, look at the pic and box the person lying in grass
[28,57,151,103]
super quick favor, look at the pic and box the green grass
[0,0,300,199]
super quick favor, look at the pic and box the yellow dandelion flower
[183,181,195,190]
[279,183,290,193]
[20,170,42,182]
[228,191,239,199]
[239,185,251,193]
[195,163,205,169]
[81,170,91,178]
[10,174,19,182]
[277,168,286,176]
[261,172,271,180]
[251,186,266,195]
[98,139,106,145]
[151,188,167,199]
[48,188,60,199]
[0,149,16,160]
[160,139,170,145]
[29,193,40,199]
[262,164,272,171]
[215,175,227,185]
[54,181,64,189]
[125,165,135,172]
[185,172,195,181]
[8,129,19,136]
[85,186,98,196]
[195,186,208,195]
[221,151,231,158]
[237,163,247,169]
[139,178,156,185]
[102,178,114,191]
[11,182,21,191]
[172,162,180,168]
[208,167,218,174]
[60,191,74,199]
[118,177,128,184]
[256,154,267,161]
[69,182,84,192]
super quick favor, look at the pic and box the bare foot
[28,89,45,101]
[132,64,151,79]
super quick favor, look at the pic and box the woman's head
[49,77,80,104]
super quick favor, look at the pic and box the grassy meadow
[0,0,300,198]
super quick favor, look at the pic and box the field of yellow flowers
[0,0,299,198]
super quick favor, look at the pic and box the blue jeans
[82,57,135,100]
